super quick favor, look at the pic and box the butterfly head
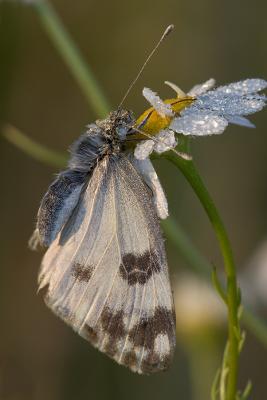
[96,109,134,142]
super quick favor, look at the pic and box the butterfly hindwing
[39,154,176,374]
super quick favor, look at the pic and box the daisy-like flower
[134,78,267,160]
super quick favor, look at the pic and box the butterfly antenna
[118,24,175,109]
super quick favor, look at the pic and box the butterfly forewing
[39,154,176,374]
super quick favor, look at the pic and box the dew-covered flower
[134,78,267,160]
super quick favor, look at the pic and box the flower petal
[215,79,267,95]
[196,92,266,116]
[170,110,228,136]
[225,115,255,128]
[143,87,174,117]
[187,78,216,96]
[134,139,155,160]
[154,130,177,154]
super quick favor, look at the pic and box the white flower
[134,130,177,160]
[134,78,267,160]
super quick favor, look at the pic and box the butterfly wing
[31,126,109,248]
[33,169,88,247]
[39,154,176,374]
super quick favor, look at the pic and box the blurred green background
[0,0,267,399]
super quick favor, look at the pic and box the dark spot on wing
[119,250,161,285]
[100,307,127,359]
[71,263,94,282]
[83,325,98,344]
[103,339,117,358]
[129,306,175,351]
[101,307,126,339]
[123,351,137,368]
[130,316,154,350]
[128,307,176,373]
[141,352,172,374]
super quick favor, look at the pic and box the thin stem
[31,0,111,118]
[2,124,67,167]
[164,151,240,400]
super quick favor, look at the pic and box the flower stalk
[164,147,240,399]
[2,124,68,167]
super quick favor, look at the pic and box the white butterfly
[30,109,176,374]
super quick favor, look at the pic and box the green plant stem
[31,0,111,118]
[2,124,67,167]
[164,151,239,400]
